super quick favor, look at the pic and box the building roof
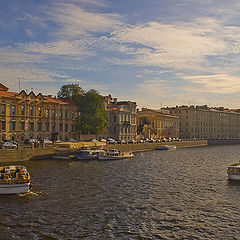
[0,83,9,91]
[0,90,17,98]
[0,85,74,106]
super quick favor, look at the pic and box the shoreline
[1,138,240,162]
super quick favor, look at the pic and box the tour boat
[52,151,75,160]
[156,145,177,150]
[98,149,134,160]
[227,162,240,181]
[74,150,105,160]
[0,166,31,194]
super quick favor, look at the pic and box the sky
[2,0,240,109]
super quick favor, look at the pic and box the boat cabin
[0,166,30,184]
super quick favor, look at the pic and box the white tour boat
[227,162,240,181]
[0,166,31,194]
[156,145,177,150]
[98,149,134,160]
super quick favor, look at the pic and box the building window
[65,111,68,119]
[11,121,16,131]
[38,107,42,117]
[72,124,74,132]
[65,124,68,132]
[46,123,49,132]
[46,109,49,118]
[52,123,55,132]
[71,112,74,120]
[52,109,56,119]
[1,121,6,131]
[1,104,6,115]
[114,116,117,122]
[37,122,42,131]
[59,124,63,132]
[21,105,25,116]
[21,122,25,131]
[11,105,16,116]
[30,106,34,116]
[29,122,34,131]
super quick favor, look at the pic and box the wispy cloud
[47,3,124,39]
[182,74,240,93]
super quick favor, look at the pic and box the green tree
[137,117,149,134]
[77,89,108,134]
[57,84,85,102]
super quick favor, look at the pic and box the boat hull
[98,155,134,161]
[52,155,74,160]
[228,174,240,181]
[0,183,30,195]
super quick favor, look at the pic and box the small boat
[52,151,74,160]
[74,150,105,160]
[0,166,31,195]
[227,162,240,181]
[98,149,134,160]
[156,145,177,150]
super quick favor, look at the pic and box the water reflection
[1,145,240,239]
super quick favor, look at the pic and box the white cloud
[182,74,240,93]
[17,40,92,56]
[48,3,124,38]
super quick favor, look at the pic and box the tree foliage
[58,84,108,135]
[57,84,85,102]
[137,117,149,134]
[78,89,108,134]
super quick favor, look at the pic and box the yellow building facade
[0,83,78,142]
[168,105,240,139]
[137,108,180,139]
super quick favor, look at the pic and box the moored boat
[227,162,240,181]
[0,166,31,194]
[74,150,105,160]
[98,149,134,160]
[52,150,75,160]
[156,145,177,150]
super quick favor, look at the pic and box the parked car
[116,140,126,144]
[69,139,77,142]
[4,141,18,149]
[43,139,53,144]
[100,138,107,143]
[90,139,98,142]
[107,138,116,144]
[128,140,136,144]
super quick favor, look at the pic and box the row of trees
[57,84,108,135]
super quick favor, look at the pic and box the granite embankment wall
[0,147,56,163]
[207,139,240,145]
[104,140,208,152]
[2,139,239,163]
[0,140,208,163]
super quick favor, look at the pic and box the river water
[1,145,240,239]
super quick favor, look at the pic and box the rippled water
[1,145,240,239]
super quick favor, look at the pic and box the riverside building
[103,95,137,141]
[0,83,78,142]
[167,105,240,139]
[136,108,180,140]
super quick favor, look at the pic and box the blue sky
[1,0,240,109]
